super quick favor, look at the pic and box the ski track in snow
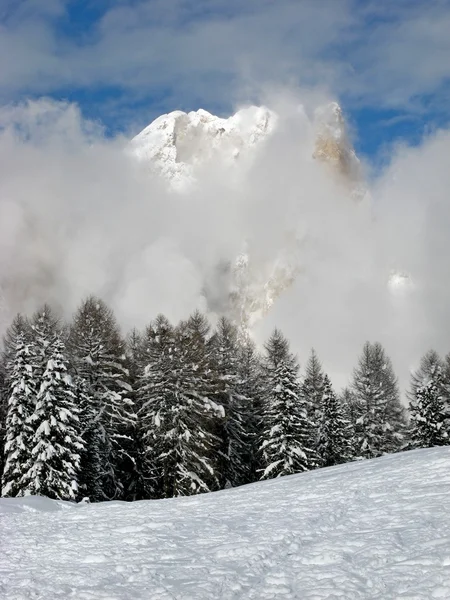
[2,448,450,599]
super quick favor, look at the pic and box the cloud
[1,93,450,397]
[1,0,449,124]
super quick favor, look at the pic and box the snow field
[2,447,450,599]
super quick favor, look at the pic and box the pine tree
[210,317,252,488]
[140,312,223,497]
[259,330,318,480]
[317,375,350,466]
[410,350,443,400]
[22,336,84,500]
[303,349,325,418]
[340,387,358,459]
[1,334,38,497]
[236,338,263,483]
[67,296,135,501]
[137,314,176,499]
[409,364,449,448]
[29,306,60,376]
[73,374,102,501]
[123,328,149,500]
[351,342,406,458]
[1,314,32,488]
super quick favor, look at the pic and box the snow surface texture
[2,448,450,599]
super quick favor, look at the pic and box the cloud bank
[1,93,450,394]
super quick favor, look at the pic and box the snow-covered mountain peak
[130,105,277,188]
[130,101,367,333]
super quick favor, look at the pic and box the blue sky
[1,0,449,163]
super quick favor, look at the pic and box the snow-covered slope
[2,448,450,599]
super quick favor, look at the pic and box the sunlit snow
[2,448,450,598]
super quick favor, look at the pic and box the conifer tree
[22,336,84,500]
[236,337,263,483]
[409,350,444,400]
[140,312,223,497]
[340,387,358,459]
[409,364,449,448]
[2,333,38,497]
[137,314,176,499]
[29,306,60,376]
[210,317,251,488]
[73,374,102,501]
[303,349,325,419]
[351,341,406,458]
[123,328,149,500]
[1,314,32,486]
[317,375,350,467]
[67,296,135,501]
[259,329,318,479]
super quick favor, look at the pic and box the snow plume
[0,93,450,392]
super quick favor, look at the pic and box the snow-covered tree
[409,364,449,448]
[140,312,223,497]
[259,329,318,480]
[137,314,176,499]
[409,350,444,401]
[236,338,263,483]
[302,349,325,419]
[73,374,102,501]
[317,375,351,467]
[2,334,38,497]
[122,328,150,501]
[22,337,84,500]
[351,342,406,458]
[210,317,252,488]
[1,314,32,487]
[67,296,135,501]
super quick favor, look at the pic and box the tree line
[0,296,448,502]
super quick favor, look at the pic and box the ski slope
[2,448,450,599]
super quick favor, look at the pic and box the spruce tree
[351,342,406,458]
[2,334,38,497]
[317,375,350,467]
[22,336,84,500]
[236,337,263,483]
[409,350,443,401]
[1,314,32,487]
[409,364,448,448]
[303,349,325,419]
[210,317,252,488]
[73,374,102,501]
[67,296,135,501]
[140,312,223,497]
[123,328,149,500]
[138,314,176,499]
[259,329,318,479]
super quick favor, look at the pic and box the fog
[1,93,449,393]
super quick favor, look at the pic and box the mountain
[2,447,450,598]
[130,105,277,190]
[130,102,362,192]
[130,102,365,332]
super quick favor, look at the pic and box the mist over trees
[0,297,449,502]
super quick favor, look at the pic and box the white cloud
[1,94,450,396]
[1,0,449,118]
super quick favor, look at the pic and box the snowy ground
[2,449,450,599]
